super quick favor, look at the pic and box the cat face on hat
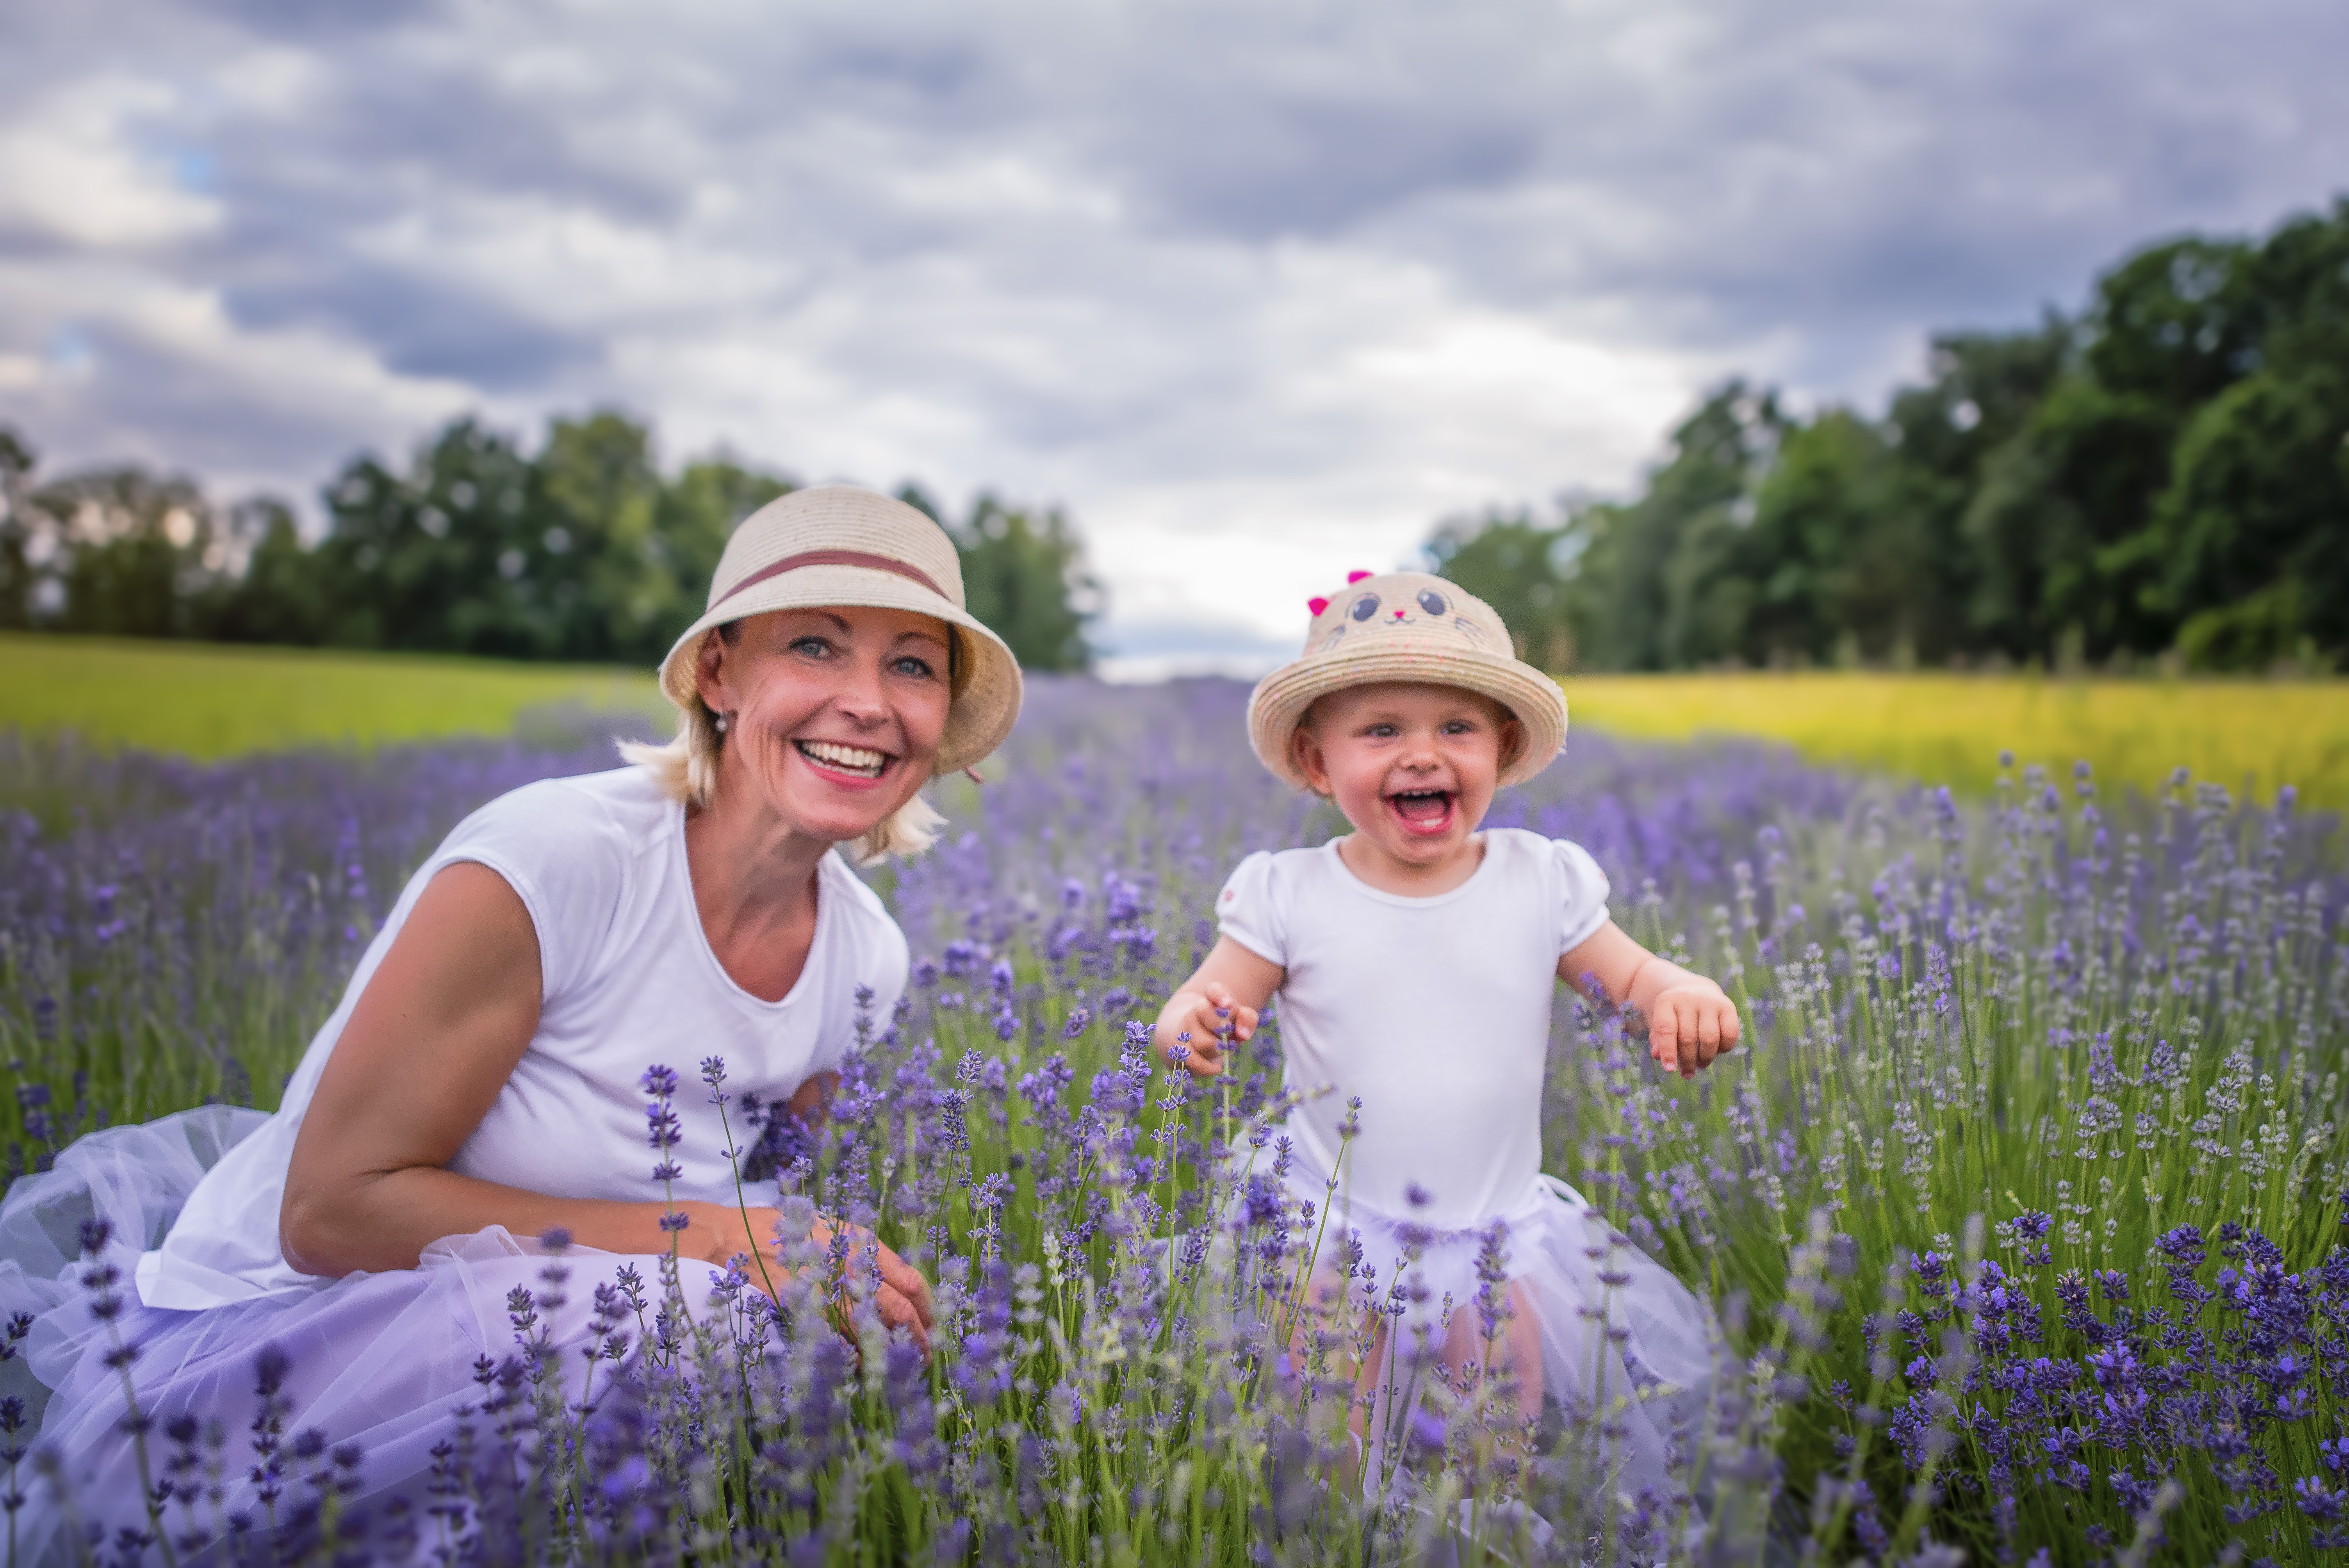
[1304,573,1509,659]
[1246,568,1569,793]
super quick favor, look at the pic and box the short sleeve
[1214,851,1286,966]
[1553,839,1613,954]
[427,779,629,1004]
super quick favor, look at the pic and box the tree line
[0,413,1099,672]
[1431,197,2349,673]
[6,198,2340,679]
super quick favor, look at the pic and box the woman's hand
[711,1203,935,1351]
[807,1215,934,1350]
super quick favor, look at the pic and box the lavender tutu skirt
[0,1108,728,1561]
[1271,1162,1719,1507]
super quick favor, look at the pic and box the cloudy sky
[2,1,2343,674]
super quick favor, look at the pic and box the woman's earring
[713,711,730,734]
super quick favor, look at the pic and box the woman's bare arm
[278,863,931,1337]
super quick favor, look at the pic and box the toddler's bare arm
[1155,937,1284,1077]
[1559,920,1742,1079]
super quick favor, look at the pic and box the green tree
[652,458,794,646]
[210,500,328,646]
[2140,201,2349,668]
[0,428,35,630]
[1950,235,2275,666]
[1734,410,1919,666]
[36,468,228,639]
[535,411,667,662]
[1880,323,2073,662]
[952,496,1098,672]
[2155,365,2349,668]
[310,411,799,665]
[1429,198,2349,674]
[1571,384,1783,671]
[2083,236,2262,419]
[316,417,545,656]
[1423,510,1579,670]
[1959,375,2178,663]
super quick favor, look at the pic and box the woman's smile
[792,737,894,783]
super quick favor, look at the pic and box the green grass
[1562,669,2349,810]
[0,632,668,757]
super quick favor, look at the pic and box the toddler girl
[1154,570,1734,1498]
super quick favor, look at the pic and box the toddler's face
[1292,682,1518,872]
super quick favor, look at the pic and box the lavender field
[0,678,2344,1566]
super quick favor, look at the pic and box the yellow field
[1564,671,2349,810]
[0,632,666,759]
[1,636,2341,810]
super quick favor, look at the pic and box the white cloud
[0,78,219,248]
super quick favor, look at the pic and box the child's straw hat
[656,485,1023,775]
[1246,570,1567,791]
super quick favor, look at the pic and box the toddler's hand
[1648,985,1741,1079]
[1160,981,1258,1078]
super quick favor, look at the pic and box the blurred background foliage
[1429,197,2349,674]
[0,412,1100,673]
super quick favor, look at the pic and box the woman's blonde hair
[618,627,947,866]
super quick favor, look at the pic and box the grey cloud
[1088,2,2349,385]
[180,0,440,40]
[1077,15,1551,240]
[221,260,602,388]
[14,324,390,490]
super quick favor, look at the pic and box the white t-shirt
[137,767,909,1309]
[1215,828,1610,1229]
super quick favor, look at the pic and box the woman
[0,486,1021,1551]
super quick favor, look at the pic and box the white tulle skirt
[0,1108,731,1562]
[1270,1163,1718,1507]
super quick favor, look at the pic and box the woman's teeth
[795,739,889,779]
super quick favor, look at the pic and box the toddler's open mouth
[793,738,891,781]
[1386,787,1455,834]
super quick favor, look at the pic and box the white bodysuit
[1217,829,1714,1493]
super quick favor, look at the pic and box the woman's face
[694,605,954,843]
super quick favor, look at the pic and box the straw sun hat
[656,485,1023,777]
[1247,570,1568,791]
